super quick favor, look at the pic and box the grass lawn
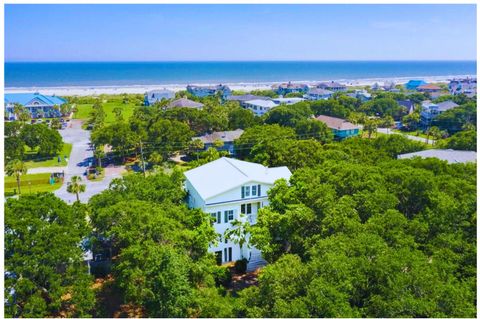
[392,129,433,140]
[5,173,63,196]
[24,143,73,168]
[73,95,139,124]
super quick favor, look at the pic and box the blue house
[274,82,309,95]
[186,84,231,99]
[315,115,359,139]
[5,93,66,120]
[405,80,427,90]
[144,89,175,106]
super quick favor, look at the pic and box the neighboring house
[167,97,204,110]
[420,100,459,126]
[272,97,306,105]
[383,81,397,91]
[417,84,442,93]
[243,99,278,116]
[192,129,244,155]
[347,89,371,102]
[304,88,333,100]
[398,149,476,164]
[187,84,232,98]
[273,82,309,95]
[184,157,292,265]
[225,94,271,107]
[405,80,427,90]
[449,78,477,97]
[371,82,382,91]
[315,115,360,139]
[317,81,347,92]
[397,100,415,114]
[5,93,66,120]
[144,89,175,106]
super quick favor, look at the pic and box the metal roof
[398,149,476,164]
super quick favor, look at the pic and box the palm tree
[13,103,30,125]
[224,218,251,259]
[93,145,105,168]
[364,119,379,138]
[67,176,86,202]
[6,160,28,195]
[189,139,204,160]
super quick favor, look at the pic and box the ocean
[5,61,476,88]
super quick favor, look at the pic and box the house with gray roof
[273,82,309,95]
[317,81,347,92]
[398,149,476,164]
[420,100,459,126]
[144,89,175,106]
[305,88,333,100]
[272,97,306,105]
[187,84,231,99]
[243,99,278,116]
[168,98,204,110]
[192,129,244,155]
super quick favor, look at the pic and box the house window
[258,185,261,196]
[216,211,221,224]
[224,210,234,222]
[245,186,250,197]
[252,185,257,196]
[228,247,232,261]
[241,186,245,198]
[257,202,261,210]
[241,204,252,215]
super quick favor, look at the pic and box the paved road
[28,166,67,174]
[377,128,434,145]
[53,120,123,204]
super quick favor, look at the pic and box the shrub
[234,258,248,274]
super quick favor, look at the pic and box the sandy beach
[4,74,474,96]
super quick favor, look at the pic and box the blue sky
[5,4,476,62]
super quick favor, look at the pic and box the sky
[5,4,477,62]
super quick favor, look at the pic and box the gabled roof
[244,99,278,109]
[437,100,459,112]
[315,115,359,130]
[307,88,334,95]
[193,129,244,144]
[276,82,309,89]
[184,157,292,200]
[5,93,66,106]
[317,81,346,89]
[168,98,204,109]
[398,149,476,164]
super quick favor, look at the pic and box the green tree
[6,159,28,195]
[67,176,86,202]
[363,118,379,138]
[5,193,94,317]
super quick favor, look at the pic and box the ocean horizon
[5,61,476,88]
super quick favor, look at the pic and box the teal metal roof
[5,93,66,106]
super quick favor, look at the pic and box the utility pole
[139,140,146,178]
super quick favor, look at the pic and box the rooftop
[398,149,476,164]
[193,129,244,144]
[226,94,271,102]
[5,93,66,106]
[168,97,204,109]
[244,99,278,109]
[184,157,292,200]
[417,84,442,90]
[437,100,459,112]
[307,88,334,95]
[315,115,359,130]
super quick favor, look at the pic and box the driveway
[53,120,124,204]
[377,128,434,145]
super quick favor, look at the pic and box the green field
[24,143,73,168]
[73,96,139,124]
[5,173,63,196]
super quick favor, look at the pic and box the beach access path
[52,120,125,204]
[377,128,434,145]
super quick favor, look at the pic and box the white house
[184,157,292,266]
[144,89,175,105]
[272,97,306,105]
[243,99,278,116]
